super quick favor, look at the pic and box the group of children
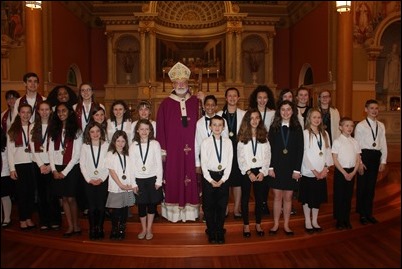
[1,73,387,245]
[1,72,162,241]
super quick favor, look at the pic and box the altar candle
[216,70,219,92]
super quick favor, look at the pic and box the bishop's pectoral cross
[183,144,192,155]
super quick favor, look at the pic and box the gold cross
[184,144,192,155]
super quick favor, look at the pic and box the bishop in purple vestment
[156,62,201,222]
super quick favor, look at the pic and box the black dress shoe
[63,231,74,237]
[305,226,314,234]
[336,221,345,230]
[216,233,225,244]
[312,226,323,232]
[284,230,294,236]
[269,228,278,235]
[344,221,352,229]
[243,231,251,238]
[1,221,12,228]
[360,217,369,225]
[73,230,82,235]
[256,230,265,237]
[367,216,378,224]
[234,213,242,219]
[208,234,217,244]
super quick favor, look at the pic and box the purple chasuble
[156,93,199,207]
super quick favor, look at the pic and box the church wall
[288,2,330,88]
[50,2,91,87]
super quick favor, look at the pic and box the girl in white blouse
[105,130,135,240]
[48,102,83,237]
[80,122,109,240]
[299,109,333,233]
[237,108,271,237]
[30,101,61,231]
[106,100,133,145]
[129,119,163,240]
[8,103,35,230]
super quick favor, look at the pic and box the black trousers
[34,164,61,226]
[14,163,36,221]
[202,171,229,235]
[356,149,381,217]
[240,168,265,225]
[333,167,355,223]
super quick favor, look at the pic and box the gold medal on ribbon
[24,148,30,153]
[372,142,376,147]
[61,150,65,155]
[229,132,234,137]
[122,175,127,180]
[218,164,222,170]
[252,158,256,163]
[283,149,288,154]
[319,152,323,156]
[94,170,98,175]
[142,166,146,171]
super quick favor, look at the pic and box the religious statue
[383,43,401,93]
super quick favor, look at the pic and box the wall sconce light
[336,1,351,13]
[26,1,42,9]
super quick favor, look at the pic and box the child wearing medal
[355,99,387,225]
[129,119,163,240]
[201,115,233,244]
[30,100,61,231]
[48,102,83,237]
[267,100,304,235]
[299,109,333,233]
[105,130,135,240]
[217,87,245,219]
[332,117,361,230]
[106,100,133,145]
[7,103,36,230]
[80,121,110,240]
[237,108,271,238]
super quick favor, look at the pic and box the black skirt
[52,164,81,197]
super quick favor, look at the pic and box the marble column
[226,31,233,83]
[336,11,353,117]
[105,32,114,85]
[149,29,156,83]
[235,30,242,83]
[25,6,44,95]
[139,30,146,84]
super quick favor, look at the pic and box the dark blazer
[268,125,304,190]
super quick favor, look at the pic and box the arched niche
[366,10,401,107]
[242,34,265,85]
[115,35,140,85]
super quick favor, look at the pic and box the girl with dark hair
[105,130,135,240]
[129,119,163,240]
[107,100,134,145]
[47,85,78,109]
[267,100,304,236]
[248,85,276,216]
[73,83,105,131]
[80,121,109,240]
[48,102,82,237]
[30,100,61,230]
[217,87,245,219]
[237,108,271,237]
[7,103,36,230]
